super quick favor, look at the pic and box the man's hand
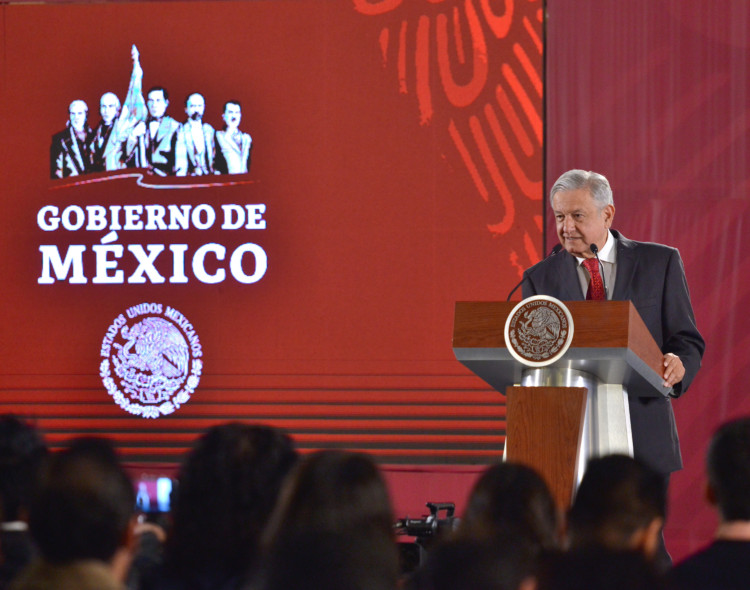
[131,44,142,78]
[662,353,685,388]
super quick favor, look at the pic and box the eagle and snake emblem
[112,317,190,404]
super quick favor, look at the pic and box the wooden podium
[452,300,670,507]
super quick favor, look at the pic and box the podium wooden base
[505,386,587,508]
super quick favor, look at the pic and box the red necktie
[583,258,606,300]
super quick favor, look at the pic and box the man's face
[148,90,168,119]
[100,94,119,125]
[185,94,205,121]
[553,188,615,258]
[223,103,241,129]
[69,101,88,132]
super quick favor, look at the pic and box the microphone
[590,243,608,298]
[506,244,563,301]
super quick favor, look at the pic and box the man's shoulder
[523,248,570,278]
[613,231,680,267]
[671,540,750,588]
[51,128,71,145]
[12,559,122,590]
[613,231,677,255]
[161,116,181,132]
[91,121,108,136]
[179,121,214,130]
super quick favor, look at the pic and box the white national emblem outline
[100,303,203,418]
[504,296,574,367]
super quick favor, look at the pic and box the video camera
[394,501,459,540]
[394,502,460,573]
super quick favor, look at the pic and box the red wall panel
[546,0,750,560]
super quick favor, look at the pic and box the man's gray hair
[550,170,613,209]
[99,92,121,111]
[69,100,88,114]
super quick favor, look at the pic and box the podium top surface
[453,300,671,398]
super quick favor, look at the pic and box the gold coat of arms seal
[504,296,574,367]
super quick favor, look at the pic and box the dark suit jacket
[144,116,180,176]
[521,230,705,474]
[50,126,91,178]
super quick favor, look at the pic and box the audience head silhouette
[256,450,399,590]
[0,415,47,524]
[164,422,297,585]
[263,449,395,546]
[458,461,559,552]
[28,437,134,565]
[706,416,750,521]
[567,454,666,558]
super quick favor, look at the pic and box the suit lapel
[155,120,170,145]
[70,129,86,173]
[62,131,84,174]
[555,252,586,300]
[203,124,214,163]
[184,125,198,166]
[612,230,636,300]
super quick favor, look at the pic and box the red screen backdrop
[0,0,543,510]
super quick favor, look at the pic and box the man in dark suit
[670,417,750,589]
[50,100,91,179]
[125,86,180,176]
[175,93,216,176]
[522,169,704,476]
[214,101,252,175]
